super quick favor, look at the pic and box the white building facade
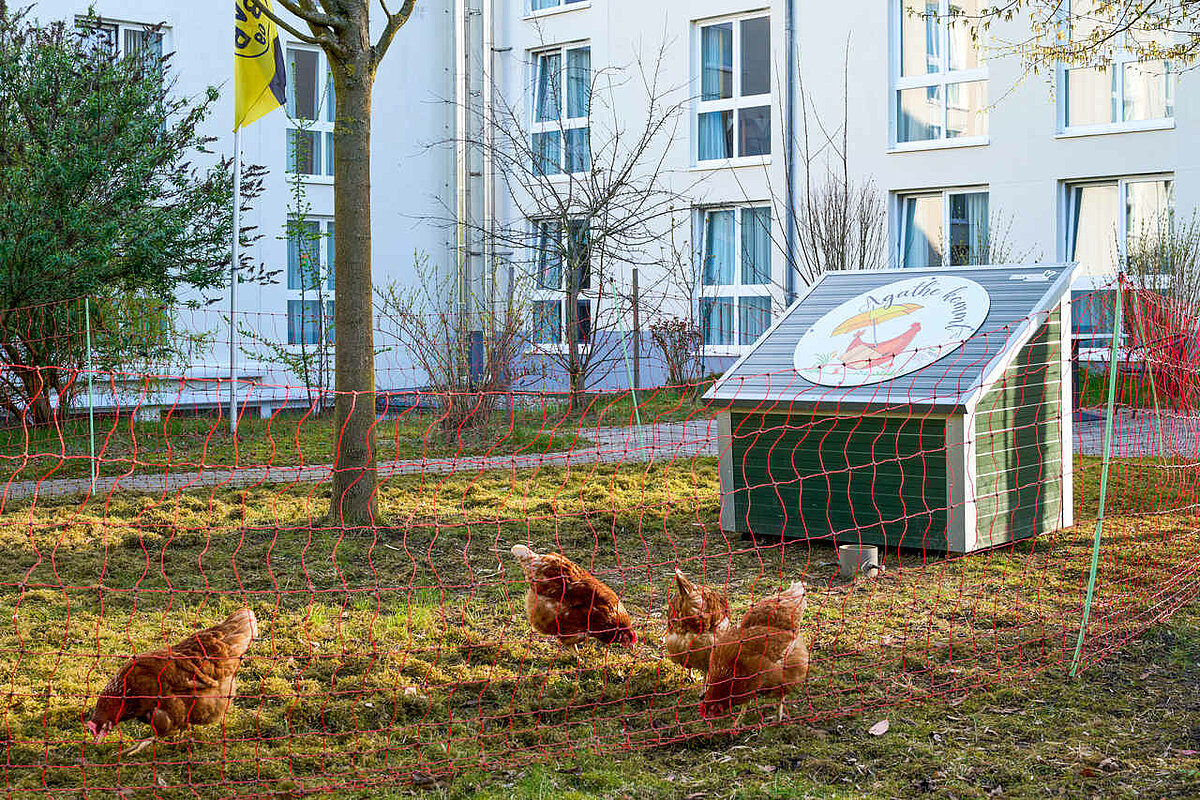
[22,1,1199,397]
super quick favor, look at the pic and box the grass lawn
[0,453,1195,798]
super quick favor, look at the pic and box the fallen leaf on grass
[868,719,889,736]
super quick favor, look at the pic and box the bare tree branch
[373,0,417,70]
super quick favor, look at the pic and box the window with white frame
[1065,176,1173,345]
[1060,0,1175,131]
[531,219,591,345]
[286,47,335,177]
[894,0,988,145]
[287,300,335,345]
[76,17,165,63]
[696,14,771,162]
[530,0,587,12]
[698,206,773,347]
[286,217,335,345]
[897,189,989,268]
[531,45,591,176]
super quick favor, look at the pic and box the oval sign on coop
[793,276,991,387]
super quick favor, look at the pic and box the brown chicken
[86,608,258,754]
[700,581,809,722]
[511,544,637,647]
[664,569,730,674]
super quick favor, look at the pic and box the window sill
[523,1,590,20]
[696,346,753,358]
[689,156,772,172]
[286,173,335,185]
[887,137,989,154]
[1056,119,1174,139]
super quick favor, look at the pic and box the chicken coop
[703,265,1075,554]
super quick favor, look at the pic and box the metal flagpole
[230,128,241,434]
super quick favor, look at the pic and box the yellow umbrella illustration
[831,303,923,335]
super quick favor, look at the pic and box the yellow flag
[234,0,287,130]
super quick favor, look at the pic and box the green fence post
[1070,282,1124,677]
[85,297,97,490]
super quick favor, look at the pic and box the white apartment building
[23,1,1199,396]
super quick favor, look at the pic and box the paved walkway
[0,420,722,502]
[6,411,1197,503]
[1073,408,1200,459]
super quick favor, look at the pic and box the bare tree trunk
[330,47,377,525]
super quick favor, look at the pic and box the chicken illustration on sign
[794,276,991,387]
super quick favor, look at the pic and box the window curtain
[535,53,561,122]
[566,48,590,118]
[740,208,770,285]
[698,111,732,160]
[703,210,735,285]
[964,191,989,265]
[701,298,734,346]
[900,195,941,268]
[701,24,732,101]
[924,1,941,73]
[288,300,321,345]
[739,296,770,344]
[288,220,321,290]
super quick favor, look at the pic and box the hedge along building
[704,265,1075,555]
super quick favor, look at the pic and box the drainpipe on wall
[784,0,798,304]
[455,0,469,343]
[483,0,496,343]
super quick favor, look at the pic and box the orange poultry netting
[0,285,1197,796]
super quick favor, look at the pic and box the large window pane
[535,221,562,289]
[325,300,335,344]
[739,296,771,345]
[532,131,561,175]
[568,220,590,290]
[1066,66,1115,126]
[574,300,591,344]
[945,80,987,137]
[565,127,590,173]
[535,52,561,122]
[738,106,771,156]
[740,208,771,285]
[900,0,940,77]
[948,191,988,266]
[703,210,736,285]
[288,219,322,289]
[566,47,591,119]
[897,85,943,142]
[701,297,734,346]
[288,49,319,120]
[701,23,733,101]
[326,222,336,290]
[1067,183,1119,278]
[1072,290,1117,338]
[947,0,983,71]
[1123,61,1172,122]
[1126,179,1174,247]
[533,300,561,344]
[288,128,318,174]
[698,110,733,160]
[740,17,770,96]
[288,300,321,345]
[901,195,943,268]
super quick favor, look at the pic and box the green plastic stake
[1070,283,1123,677]
[85,297,97,490]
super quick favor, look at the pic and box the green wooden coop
[703,265,1075,554]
